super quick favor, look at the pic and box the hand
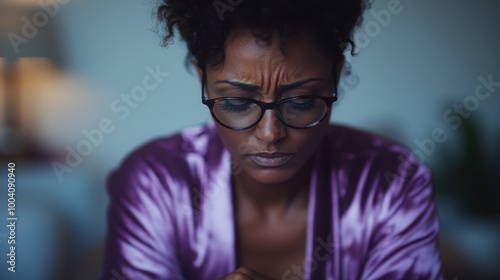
[216,267,275,280]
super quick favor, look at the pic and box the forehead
[210,27,334,81]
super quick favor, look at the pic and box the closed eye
[284,99,317,111]
[216,100,253,113]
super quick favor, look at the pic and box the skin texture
[200,26,344,279]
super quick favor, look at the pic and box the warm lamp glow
[0,0,46,8]
[13,57,92,151]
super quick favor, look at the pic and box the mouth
[246,152,293,168]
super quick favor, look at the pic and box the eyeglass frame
[200,67,339,131]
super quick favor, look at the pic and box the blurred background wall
[0,0,499,279]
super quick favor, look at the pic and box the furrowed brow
[215,80,260,91]
[278,78,325,91]
[215,77,324,91]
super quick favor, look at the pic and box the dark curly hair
[156,0,368,70]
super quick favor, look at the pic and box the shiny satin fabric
[99,121,442,280]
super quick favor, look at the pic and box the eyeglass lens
[211,97,328,129]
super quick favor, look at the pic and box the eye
[285,98,317,111]
[216,99,253,113]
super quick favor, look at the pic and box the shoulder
[321,124,433,210]
[106,121,222,198]
[324,123,429,178]
[325,123,413,160]
[124,121,217,164]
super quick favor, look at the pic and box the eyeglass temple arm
[332,57,340,96]
[201,67,207,100]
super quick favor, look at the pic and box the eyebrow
[214,78,324,91]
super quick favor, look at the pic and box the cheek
[295,138,318,156]
[293,126,328,154]
[215,126,247,156]
[216,127,262,157]
[294,130,327,163]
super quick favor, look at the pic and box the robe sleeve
[99,154,185,280]
[360,160,443,280]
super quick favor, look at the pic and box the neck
[232,157,313,215]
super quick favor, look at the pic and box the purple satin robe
[99,121,442,280]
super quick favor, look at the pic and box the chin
[239,164,304,186]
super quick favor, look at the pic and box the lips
[247,152,293,168]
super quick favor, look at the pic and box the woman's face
[204,27,342,186]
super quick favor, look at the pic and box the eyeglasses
[201,71,338,131]
[202,95,336,130]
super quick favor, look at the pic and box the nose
[254,109,287,143]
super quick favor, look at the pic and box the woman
[99,0,442,279]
